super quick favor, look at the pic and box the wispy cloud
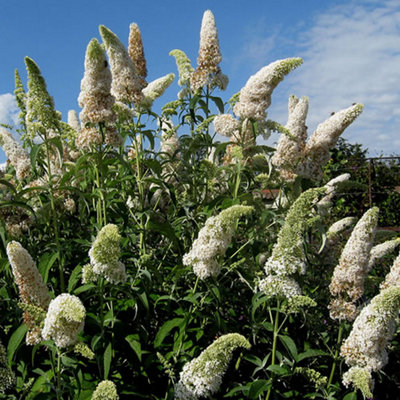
[0,93,19,127]
[283,0,400,155]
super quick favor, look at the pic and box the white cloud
[0,93,19,127]
[282,0,400,155]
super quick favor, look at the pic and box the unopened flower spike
[175,333,251,400]
[7,241,51,345]
[92,380,119,400]
[0,128,31,180]
[183,205,253,279]
[264,187,326,277]
[99,25,143,104]
[329,207,379,321]
[128,23,147,89]
[14,69,27,129]
[233,58,303,121]
[190,10,226,92]
[341,286,400,398]
[141,73,175,109]
[42,293,86,348]
[25,56,60,139]
[88,224,127,284]
[169,49,194,87]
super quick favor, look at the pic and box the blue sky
[1,0,400,162]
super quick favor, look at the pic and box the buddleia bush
[0,9,399,400]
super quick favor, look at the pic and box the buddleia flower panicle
[175,333,250,400]
[42,293,86,348]
[0,338,15,393]
[0,128,31,180]
[14,69,27,129]
[272,95,309,181]
[160,119,179,157]
[380,250,400,290]
[128,23,147,89]
[259,275,302,299]
[170,49,194,87]
[233,58,303,121]
[78,38,116,125]
[213,114,240,139]
[88,224,127,284]
[264,187,326,277]
[329,207,379,321]
[68,110,81,132]
[183,205,253,279]
[92,380,119,400]
[7,241,50,345]
[190,10,227,92]
[340,286,400,398]
[317,173,350,214]
[368,238,400,273]
[140,73,175,109]
[300,104,364,179]
[99,25,143,104]
[25,57,60,139]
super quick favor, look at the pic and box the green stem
[56,348,62,400]
[44,139,64,292]
[266,301,281,400]
[328,323,344,387]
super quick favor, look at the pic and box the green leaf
[297,349,328,362]
[247,379,271,399]
[38,252,59,283]
[279,335,298,362]
[343,392,357,400]
[154,318,185,348]
[211,96,224,114]
[7,324,27,364]
[266,365,290,376]
[30,143,42,170]
[125,334,142,361]
[68,265,83,293]
[103,343,112,380]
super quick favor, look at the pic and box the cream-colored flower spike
[128,23,147,90]
[78,38,116,125]
[233,58,303,121]
[0,128,31,180]
[7,241,51,344]
[380,250,400,290]
[190,10,224,91]
[99,25,143,104]
[141,73,175,109]
[272,95,309,180]
[92,380,119,400]
[67,110,81,133]
[368,238,400,274]
[329,207,379,320]
[300,103,364,179]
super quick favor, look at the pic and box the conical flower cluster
[86,224,127,284]
[183,205,253,279]
[25,57,60,138]
[141,73,175,109]
[42,293,86,348]
[233,58,303,121]
[128,23,147,90]
[7,241,50,345]
[0,128,31,180]
[100,25,143,104]
[190,10,227,92]
[175,333,251,400]
[260,187,325,299]
[329,207,379,321]
[368,238,400,273]
[380,251,400,290]
[92,380,119,400]
[341,286,400,398]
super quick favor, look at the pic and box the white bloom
[0,128,31,180]
[42,294,85,348]
[259,275,301,299]
[67,110,81,132]
[380,250,400,290]
[233,58,303,121]
[317,173,350,214]
[183,205,253,279]
[329,207,379,320]
[141,73,175,108]
[368,239,400,273]
[213,114,240,138]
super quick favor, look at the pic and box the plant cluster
[0,10,399,400]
